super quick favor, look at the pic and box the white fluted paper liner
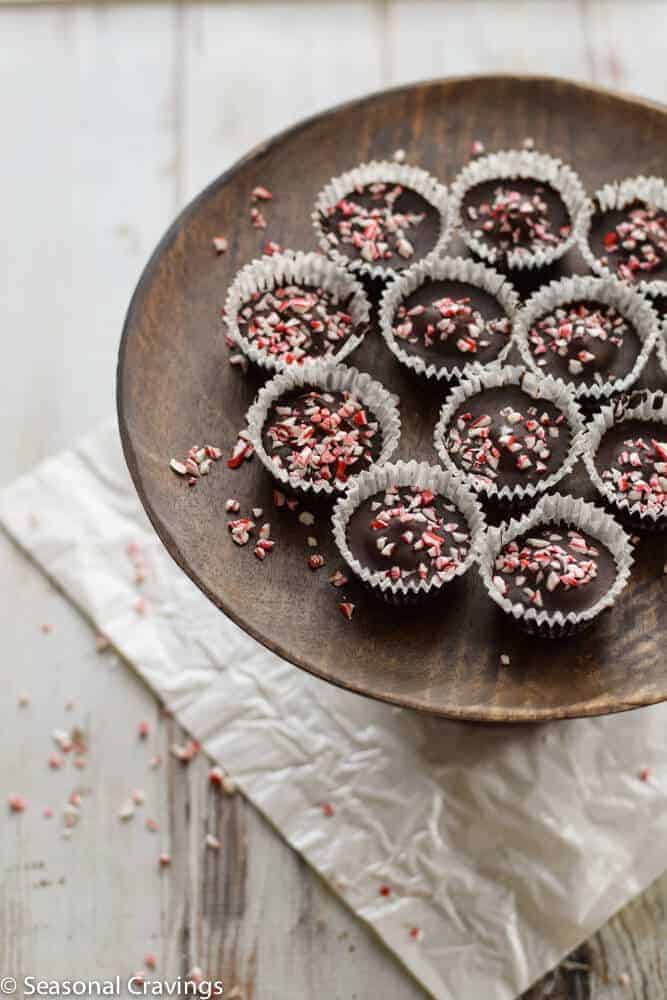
[641,286,667,378]
[450,150,587,271]
[477,492,634,638]
[311,160,451,281]
[582,389,667,530]
[224,250,371,374]
[433,364,585,503]
[378,255,520,382]
[245,360,401,498]
[514,274,659,402]
[579,175,667,281]
[331,459,485,602]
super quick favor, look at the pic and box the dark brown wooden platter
[118,75,667,723]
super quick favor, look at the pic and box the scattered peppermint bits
[170,739,200,764]
[308,553,325,570]
[348,485,471,585]
[170,444,224,484]
[598,429,667,513]
[528,301,635,384]
[212,236,228,254]
[205,833,221,850]
[144,954,157,971]
[329,569,349,588]
[639,767,652,782]
[392,148,406,163]
[225,498,241,513]
[251,185,273,202]
[228,430,255,469]
[8,794,26,813]
[596,203,667,281]
[159,852,171,867]
[138,719,150,740]
[250,207,267,229]
[492,527,612,614]
[338,601,355,621]
[470,140,485,157]
[393,292,511,360]
[378,884,392,897]
[464,182,570,258]
[235,284,357,365]
[409,927,423,942]
[298,510,315,526]
[321,181,429,264]
[262,388,382,488]
[445,390,569,488]
[320,802,335,817]
[229,353,249,374]
[40,623,53,634]
[500,654,511,666]
[522,137,535,151]
[263,240,283,257]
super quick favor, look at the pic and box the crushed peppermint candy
[464,181,571,258]
[393,290,511,362]
[320,801,336,817]
[329,569,349,588]
[338,602,355,621]
[263,240,283,257]
[597,425,667,513]
[492,526,613,613]
[251,185,273,202]
[595,202,667,281]
[348,485,471,585]
[262,388,382,488]
[308,553,325,570]
[320,181,435,265]
[228,430,254,469]
[8,794,26,813]
[250,207,267,229]
[212,236,228,254]
[528,300,636,384]
[445,388,569,488]
[205,833,221,850]
[170,739,200,763]
[170,444,223,484]
[236,283,358,364]
[470,140,485,157]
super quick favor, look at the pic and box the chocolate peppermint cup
[312,161,450,281]
[331,460,485,601]
[516,275,658,402]
[450,150,586,270]
[580,176,667,284]
[224,251,371,373]
[478,493,633,638]
[584,391,667,530]
[246,361,401,497]
[434,366,584,504]
[379,256,519,382]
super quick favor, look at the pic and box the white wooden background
[3,2,667,997]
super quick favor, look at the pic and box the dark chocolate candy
[588,200,667,283]
[492,523,616,616]
[461,179,571,259]
[444,385,571,490]
[392,279,512,368]
[262,387,383,488]
[526,299,641,388]
[346,484,471,584]
[594,418,667,513]
[237,284,357,364]
[320,182,442,271]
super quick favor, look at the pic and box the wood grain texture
[118,75,667,724]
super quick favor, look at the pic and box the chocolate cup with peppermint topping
[312,160,451,282]
[331,460,485,604]
[434,365,584,505]
[515,274,659,403]
[583,390,667,531]
[450,150,587,271]
[478,493,633,638]
[224,250,371,373]
[245,361,401,498]
[379,255,520,382]
[579,176,667,285]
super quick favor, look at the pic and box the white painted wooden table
[3,3,667,996]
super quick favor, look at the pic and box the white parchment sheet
[2,420,667,1000]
